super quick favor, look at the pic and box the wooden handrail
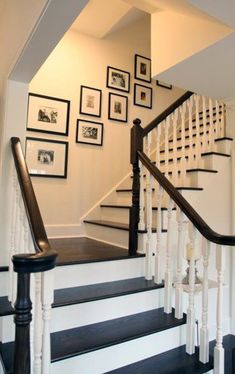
[142,91,193,137]
[11,137,57,273]
[138,150,235,246]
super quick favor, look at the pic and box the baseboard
[46,224,85,238]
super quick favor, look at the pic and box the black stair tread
[0,308,186,370]
[51,307,186,362]
[186,168,218,173]
[214,136,233,142]
[176,187,203,191]
[0,277,163,315]
[107,346,213,374]
[201,151,231,157]
[100,204,172,210]
[84,220,167,234]
[116,188,155,192]
[53,277,163,308]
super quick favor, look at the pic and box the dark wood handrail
[142,91,193,137]
[138,150,235,246]
[11,137,57,273]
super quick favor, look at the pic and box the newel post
[13,270,32,374]
[129,118,143,255]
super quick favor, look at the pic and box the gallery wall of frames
[27,53,173,179]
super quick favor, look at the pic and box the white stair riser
[51,325,186,374]
[85,223,129,248]
[55,258,145,289]
[202,154,230,170]
[0,272,9,297]
[0,289,164,342]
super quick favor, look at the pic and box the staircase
[1,92,235,373]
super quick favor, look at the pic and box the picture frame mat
[80,86,102,117]
[76,120,103,146]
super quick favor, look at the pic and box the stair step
[186,168,218,174]
[0,308,186,372]
[84,220,166,233]
[214,136,233,142]
[100,204,171,210]
[176,187,203,191]
[107,345,213,374]
[116,188,155,193]
[201,151,231,157]
[0,277,164,316]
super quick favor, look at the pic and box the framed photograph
[134,83,152,109]
[108,93,128,123]
[76,119,103,146]
[79,86,102,117]
[156,80,172,90]
[27,93,70,135]
[25,137,68,178]
[134,54,151,83]
[106,66,130,93]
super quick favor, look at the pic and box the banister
[138,150,235,246]
[11,137,57,273]
[142,91,193,137]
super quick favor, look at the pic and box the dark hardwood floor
[49,237,144,265]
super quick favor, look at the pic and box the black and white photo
[134,54,151,83]
[79,86,102,117]
[27,93,70,135]
[76,119,103,146]
[108,93,128,122]
[26,137,68,178]
[107,66,130,93]
[134,83,152,109]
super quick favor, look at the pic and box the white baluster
[202,96,207,153]
[186,225,197,354]
[187,96,194,168]
[195,95,201,168]
[164,197,174,313]
[175,209,187,319]
[209,98,215,152]
[9,170,17,303]
[220,103,226,138]
[215,100,220,140]
[180,102,186,185]
[214,245,225,374]
[172,110,178,184]
[34,273,43,374]
[164,119,169,178]
[145,171,153,280]
[154,184,163,284]
[155,126,161,169]
[42,269,54,374]
[138,160,145,231]
[200,238,210,364]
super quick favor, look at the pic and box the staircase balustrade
[129,91,230,374]
[10,137,57,374]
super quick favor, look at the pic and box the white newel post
[175,209,187,319]
[164,197,174,313]
[214,245,225,374]
[200,239,210,363]
[138,160,145,231]
[186,225,196,354]
[42,270,54,374]
[155,184,163,284]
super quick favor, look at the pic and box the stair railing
[10,137,57,374]
[129,91,229,373]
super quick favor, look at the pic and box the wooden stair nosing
[201,152,231,158]
[84,219,167,234]
[99,205,174,211]
[186,168,218,174]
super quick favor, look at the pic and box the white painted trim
[46,224,84,238]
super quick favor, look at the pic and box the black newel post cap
[133,118,141,126]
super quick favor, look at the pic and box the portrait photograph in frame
[108,93,128,123]
[134,54,151,83]
[156,80,173,90]
[25,137,68,178]
[79,85,102,117]
[76,119,103,146]
[106,66,130,93]
[27,93,70,135]
[134,83,152,109]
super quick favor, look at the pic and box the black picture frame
[79,85,102,117]
[25,137,68,178]
[108,93,128,123]
[134,83,152,109]
[156,80,172,90]
[27,93,70,136]
[134,54,151,83]
[106,66,130,93]
[76,119,103,146]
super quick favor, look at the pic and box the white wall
[29,16,185,236]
